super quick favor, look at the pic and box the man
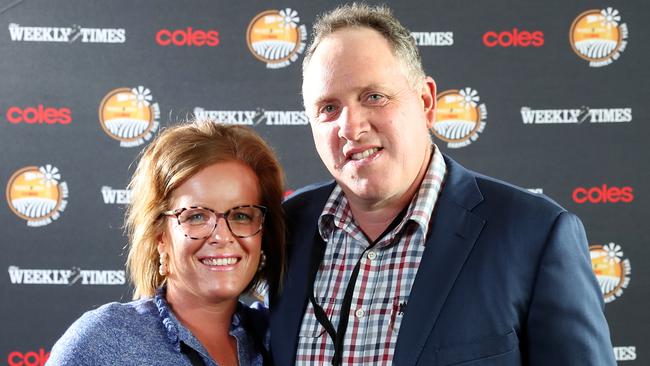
[270,4,615,365]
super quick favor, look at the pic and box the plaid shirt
[295,146,447,365]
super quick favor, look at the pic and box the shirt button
[367,251,377,260]
[355,308,365,318]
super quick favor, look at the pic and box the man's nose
[337,105,369,141]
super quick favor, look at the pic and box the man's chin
[339,179,388,203]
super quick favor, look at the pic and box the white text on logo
[411,32,454,46]
[613,346,636,361]
[8,266,126,285]
[8,24,126,43]
[521,107,632,124]
[193,108,308,125]
[101,186,132,204]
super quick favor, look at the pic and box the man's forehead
[316,26,390,54]
[302,28,402,98]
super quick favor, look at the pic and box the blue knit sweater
[46,287,268,365]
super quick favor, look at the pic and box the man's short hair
[302,3,425,88]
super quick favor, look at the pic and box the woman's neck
[165,285,239,366]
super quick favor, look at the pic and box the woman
[47,120,285,365]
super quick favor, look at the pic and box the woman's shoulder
[47,298,161,365]
[73,298,159,331]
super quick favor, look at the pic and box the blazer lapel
[394,157,485,366]
[270,182,334,365]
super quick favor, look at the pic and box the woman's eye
[180,210,210,225]
[186,213,206,224]
[231,212,252,223]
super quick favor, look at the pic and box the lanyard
[308,205,409,365]
[307,232,375,366]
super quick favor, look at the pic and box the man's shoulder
[283,180,336,215]
[445,155,566,216]
[478,175,566,218]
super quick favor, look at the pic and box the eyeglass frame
[161,204,267,239]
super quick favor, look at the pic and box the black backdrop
[1,0,647,364]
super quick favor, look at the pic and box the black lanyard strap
[308,232,369,366]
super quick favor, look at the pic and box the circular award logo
[6,165,69,227]
[570,8,628,67]
[99,86,160,148]
[433,88,487,148]
[590,242,631,303]
[246,8,306,69]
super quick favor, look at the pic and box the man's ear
[421,76,437,129]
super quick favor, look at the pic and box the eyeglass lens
[177,206,264,238]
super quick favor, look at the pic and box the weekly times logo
[8,266,125,285]
[193,107,308,125]
[6,165,68,227]
[8,23,125,43]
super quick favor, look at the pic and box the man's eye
[320,104,338,114]
[367,94,385,102]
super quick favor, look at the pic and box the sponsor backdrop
[0,0,647,364]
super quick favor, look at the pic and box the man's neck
[347,148,432,242]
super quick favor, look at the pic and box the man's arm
[525,211,616,365]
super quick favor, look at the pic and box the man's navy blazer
[270,155,615,365]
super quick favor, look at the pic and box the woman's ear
[157,233,166,255]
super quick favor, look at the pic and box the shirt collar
[154,286,244,351]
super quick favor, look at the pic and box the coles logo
[590,242,631,303]
[570,8,628,67]
[246,8,306,69]
[6,105,71,125]
[7,348,49,366]
[432,88,487,148]
[98,86,160,148]
[156,27,219,47]
[6,165,68,227]
[572,185,633,204]
[483,28,544,47]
